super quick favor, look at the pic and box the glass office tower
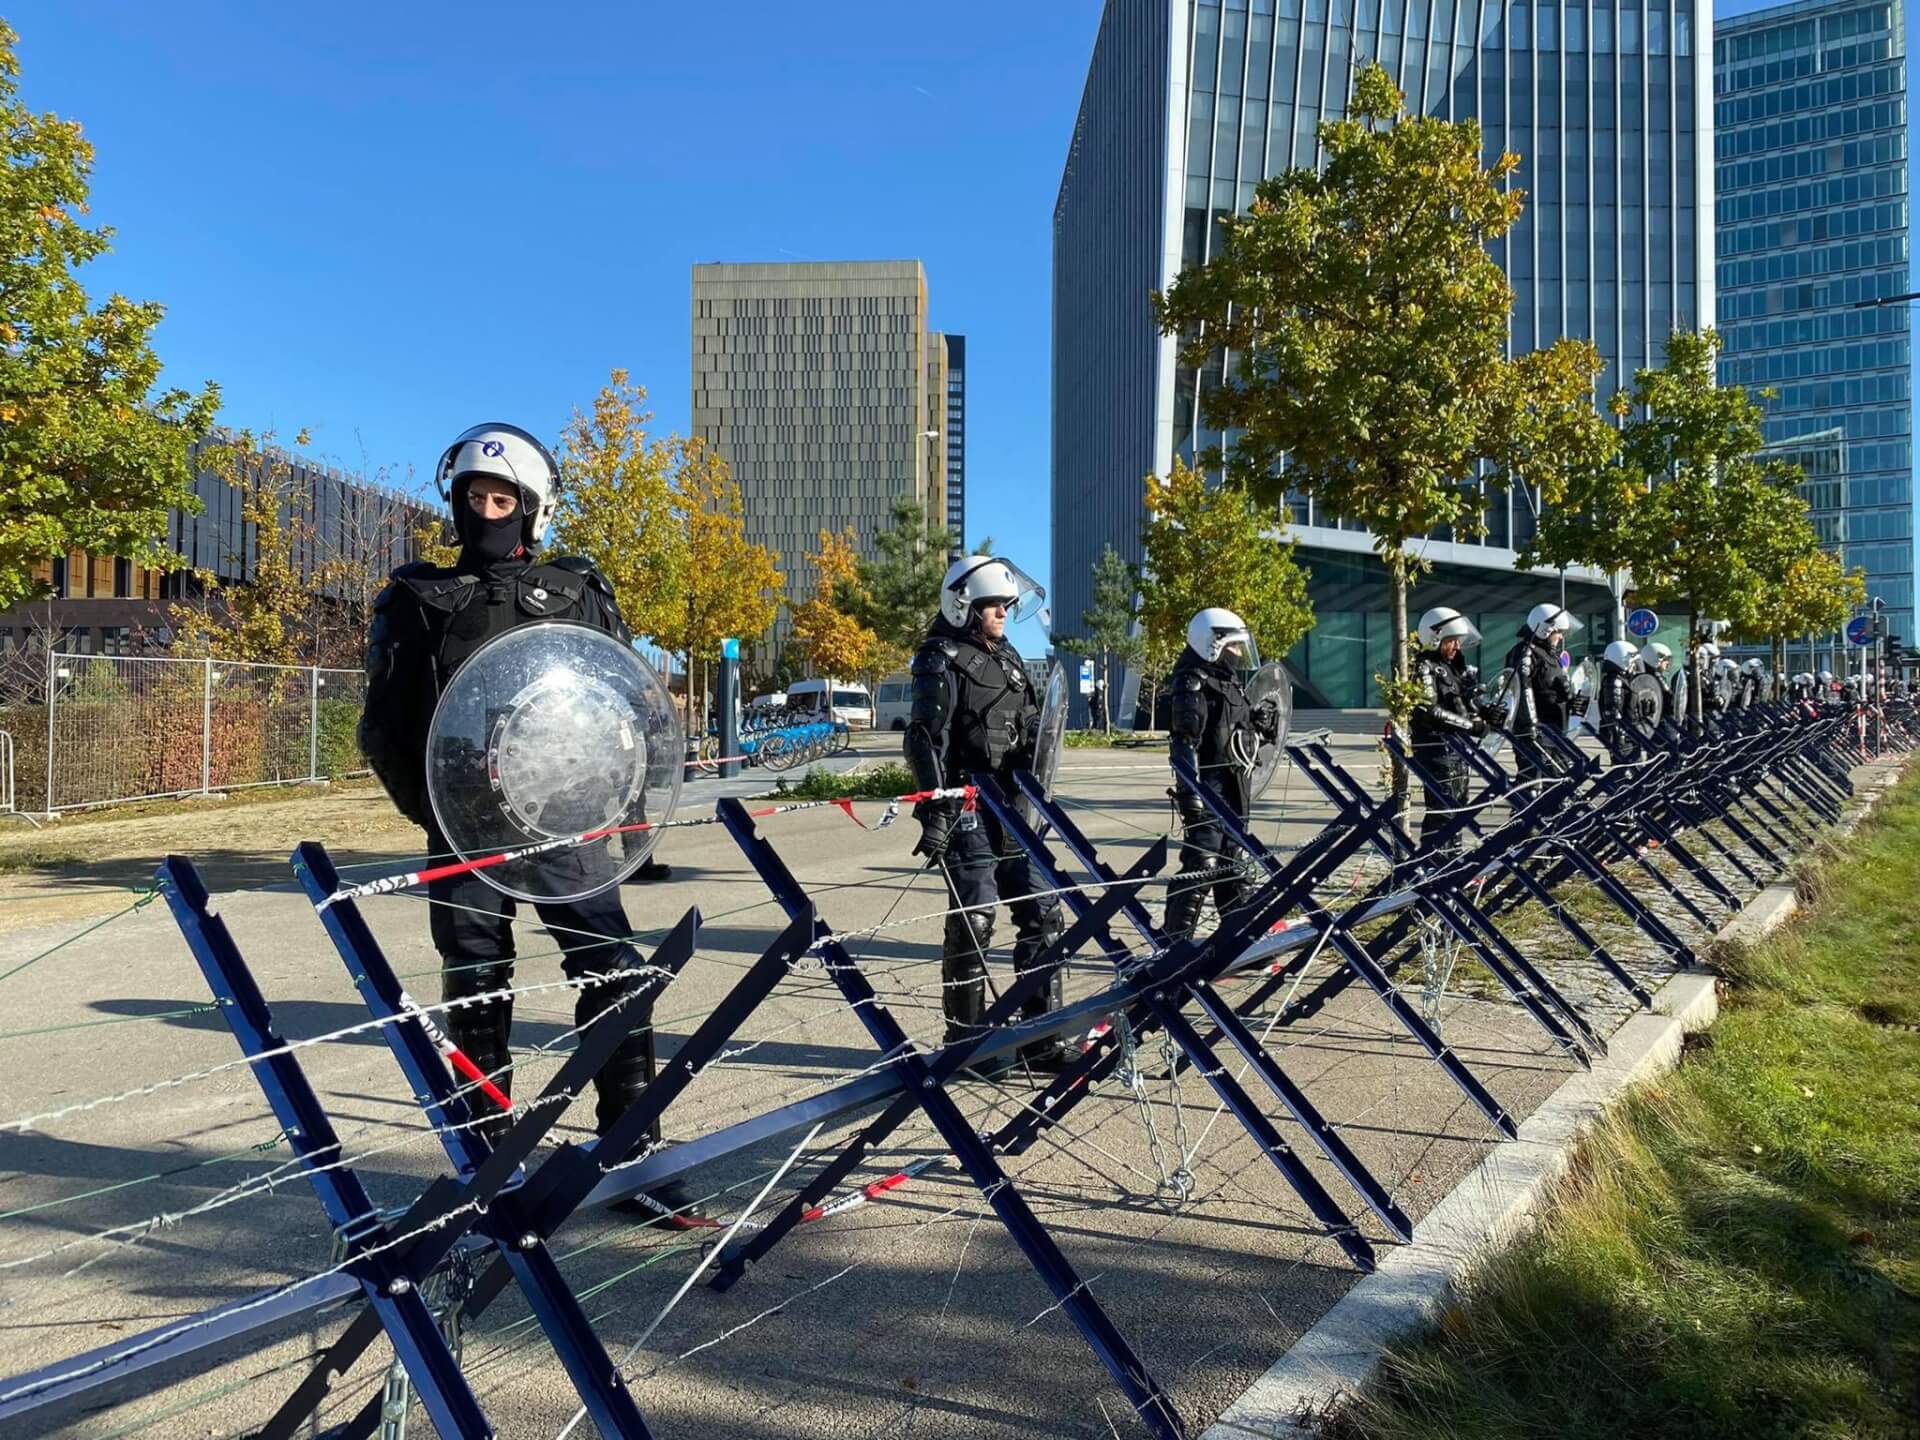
[1713,0,1910,650]
[1054,0,1715,707]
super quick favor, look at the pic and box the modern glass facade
[1713,0,1910,647]
[1054,0,1714,707]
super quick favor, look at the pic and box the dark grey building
[1713,0,1910,648]
[1054,0,1714,708]
[691,261,952,661]
[945,334,968,557]
[0,441,432,656]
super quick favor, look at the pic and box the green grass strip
[1331,777,1920,1440]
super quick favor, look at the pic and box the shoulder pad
[391,559,443,580]
[912,639,957,674]
[1176,673,1205,693]
[543,555,616,594]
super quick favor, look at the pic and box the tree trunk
[1687,607,1700,727]
[1101,652,1112,736]
[1389,555,1410,801]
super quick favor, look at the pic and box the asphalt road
[0,732,1761,1439]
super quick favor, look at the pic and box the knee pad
[947,907,995,955]
[443,959,514,1005]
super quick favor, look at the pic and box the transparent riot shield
[1244,661,1294,799]
[426,622,683,902]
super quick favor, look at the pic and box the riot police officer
[1503,603,1579,780]
[1409,608,1483,852]
[1596,639,1640,759]
[1164,608,1276,938]
[359,422,711,1227]
[904,555,1071,1072]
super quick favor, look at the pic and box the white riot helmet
[1526,602,1583,640]
[1417,607,1481,649]
[1642,641,1674,673]
[435,422,561,544]
[1187,607,1254,664]
[1696,641,1722,665]
[1818,669,1834,686]
[1603,640,1640,671]
[1743,658,1766,676]
[938,555,1047,630]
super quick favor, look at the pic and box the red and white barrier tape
[397,988,514,1114]
[314,787,976,911]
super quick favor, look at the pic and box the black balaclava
[454,480,527,570]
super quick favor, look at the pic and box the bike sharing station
[0,620,1908,1440]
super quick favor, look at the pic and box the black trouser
[936,811,1065,1055]
[1163,808,1249,943]
[425,825,658,1142]
[1414,744,1469,852]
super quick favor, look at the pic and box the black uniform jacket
[359,553,628,825]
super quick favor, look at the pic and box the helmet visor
[993,558,1050,630]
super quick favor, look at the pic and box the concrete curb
[1201,763,1905,1440]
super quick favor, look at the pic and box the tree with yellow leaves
[789,527,876,680]
[549,370,690,646]
[653,440,781,723]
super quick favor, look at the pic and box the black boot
[1014,929,1076,1076]
[579,980,717,1229]
[942,912,1002,1078]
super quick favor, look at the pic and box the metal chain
[1111,1015,1193,1209]
[1417,913,1464,1030]
[1158,1034,1194,1204]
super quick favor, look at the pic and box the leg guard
[942,908,994,1038]
[576,977,659,1141]
[441,959,515,1142]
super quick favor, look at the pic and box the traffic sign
[1078,658,1095,695]
[1846,615,1873,647]
[1626,608,1659,639]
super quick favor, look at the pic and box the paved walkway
[0,735,1807,1439]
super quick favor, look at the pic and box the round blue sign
[1626,608,1659,639]
[1846,616,1873,646]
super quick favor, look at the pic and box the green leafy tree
[1137,459,1314,693]
[1600,332,1819,721]
[843,496,956,655]
[1069,544,1144,733]
[0,20,220,612]
[1741,546,1864,681]
[1155,63,1613,734]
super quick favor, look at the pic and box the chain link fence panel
[0,651,372,814]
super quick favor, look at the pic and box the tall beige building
[691,260,953,663]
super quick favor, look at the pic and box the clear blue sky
[7,0,1103,653]
[11,0,1915,662]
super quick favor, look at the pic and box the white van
[785,677,874,728]
[874,672,913,731]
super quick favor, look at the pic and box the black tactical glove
[1253,700,1280,742]
[912,799,957,861]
